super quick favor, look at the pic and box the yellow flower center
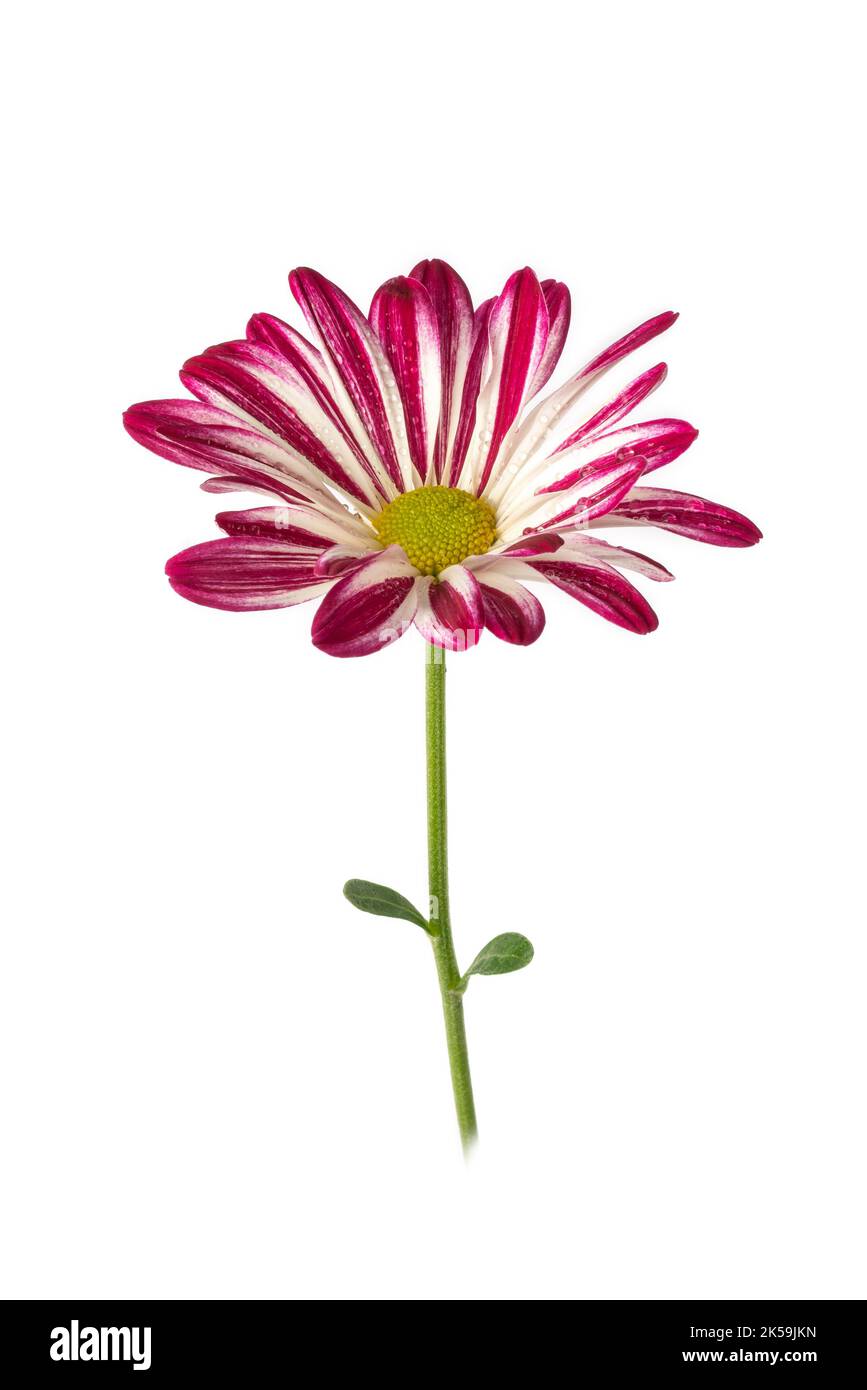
[373,486,497,576]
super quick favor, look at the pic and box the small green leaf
[343,879,430,932]
[461,932,534,988]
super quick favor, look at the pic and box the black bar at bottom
[1,1299,862,1376]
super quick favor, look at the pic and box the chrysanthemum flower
[125,259,762,1154]
[124,262,760,656]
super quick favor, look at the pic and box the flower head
[124,261,761,655]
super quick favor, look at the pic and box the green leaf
[461,932,534,988]
[343,879,430,932]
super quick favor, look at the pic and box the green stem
[425,642,478,1154]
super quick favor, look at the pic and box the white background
[3,0,864,1300]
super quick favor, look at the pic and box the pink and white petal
[215,507,323,545]
[290,267,415,494]
[124,398,255,472]
[540,418,698,493]
[555,534,674,580]
[476,570,546,645]
[247,311,389,502]
[200,475,307,502]
[495,310,679,496]
[594,487,763,547]
[369,276,442,483]
[409,259,474,482]
[496,456,646,542]
[448,297,494,486]
[181,339,380,508]
[467,268,549,495]
[413,565,483,651]
[166,537,329,612]
[536,461,647,532]
[553,362,668,453]
[499,532,565,557]
[178,354,359,504]
[123,399,333,506]
[580,310,679,378]
[311,548,419,657]
[218,503,373,550]
[314,544,378,578]
[492,372,674,511]
[213,507,377,555]
[528,556,659,634]
[246,312,325,377]
[529,279,571,397]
